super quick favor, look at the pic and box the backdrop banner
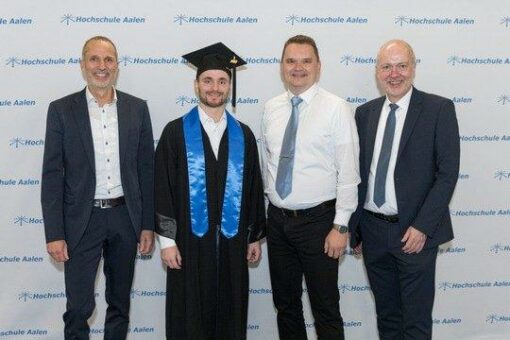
[1,1,509,339]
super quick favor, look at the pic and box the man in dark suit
[41,36,154,339]
[349,39,460,340]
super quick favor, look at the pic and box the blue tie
[275,96,303,199]
[374,103,398,208]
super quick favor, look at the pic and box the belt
[276,199,336,218]
[364,209,399,223]
[93,196,125,209]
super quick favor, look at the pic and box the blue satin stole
[182,106,245,238]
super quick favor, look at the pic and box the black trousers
[360,210,438,340]
[63,205,137,340]
[267,202,344,340]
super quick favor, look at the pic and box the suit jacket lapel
[397,88,423,160]
[72,89,95,171]
[116,91,130,167]
[364,97,385,172]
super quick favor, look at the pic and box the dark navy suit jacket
[41,88,154,251]
[349,88,460,249]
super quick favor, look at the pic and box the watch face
[338,225,349,233]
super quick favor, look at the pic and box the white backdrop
[1,1,509,339]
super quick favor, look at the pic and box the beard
[83,69,118,90]
[198,90,229,108]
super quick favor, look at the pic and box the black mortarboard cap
[182,42,246,107]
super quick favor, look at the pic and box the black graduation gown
[155,116,266,340]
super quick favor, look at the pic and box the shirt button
[107,159,110,162]
[105,141,108,145]
[108,176,111,179]
[103,125,106,129]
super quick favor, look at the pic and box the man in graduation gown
[155,43,266,340]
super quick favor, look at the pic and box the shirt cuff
[157,234,176,249]
[333,210,352,227]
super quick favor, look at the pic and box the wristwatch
[334,224,349,234]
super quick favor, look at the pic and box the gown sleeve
[155,124,178,240]
[245,127,266,243]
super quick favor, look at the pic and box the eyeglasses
[377,62,412,74]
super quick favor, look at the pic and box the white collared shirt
[198,106,227,159]
[364,87,413,215]
[86,86,124,199]
[158,106,228,249]
[262,84,360,226]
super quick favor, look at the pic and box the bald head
[377,39,416,67]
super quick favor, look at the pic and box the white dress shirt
[364,87,413,215]
[158,106,227,249]
[262,84,360,226]
[197,106,227,159]
[86,87,124,199]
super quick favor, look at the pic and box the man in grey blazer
[349,39,460,340]
[41,36,154,339]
